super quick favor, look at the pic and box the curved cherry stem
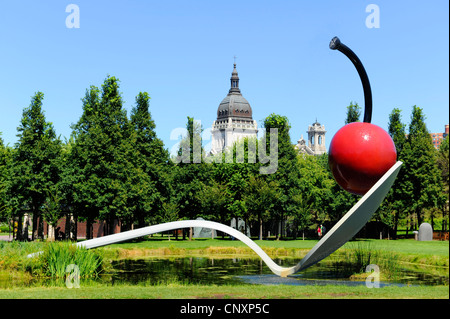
[330,36,372,123]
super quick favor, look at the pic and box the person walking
[317,225,322,238]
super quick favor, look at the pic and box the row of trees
[1,77,170,240]
[0,79,448,241]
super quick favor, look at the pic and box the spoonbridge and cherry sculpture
[28,37,402,277]
[28,161,401,277]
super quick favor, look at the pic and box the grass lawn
[102,235,448,254]
[100,236,449,265]
[0,282,448,299]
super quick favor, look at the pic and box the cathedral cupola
[210,62,258,155]
[217,63,253,120]
[229,63,240,93]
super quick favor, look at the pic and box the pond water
[1,256,447,289]
[101,256,448,287]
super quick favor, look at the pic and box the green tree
[297,153,335,233]
[131,92,168,164]
[197,180,230,225]
[11,92,62,240]
[160,201,180,224]
[97,76,136,233]
[58,137,78,240]
[263,113,302,239]
[388,108,407,154]
[345,101,361,124]
[403,106,443,228]
[42,186,63,241]
[436,136,449,231]
[70,76,134,237]
[66,86,102,239]
[316,152,358,226]
[129,92,170,228]
[0,139,20,238]
[287,192,312,239]
[243,176,281,240]
[1,143,20,237]
[0,135,9,221]
[212,136,260,228]
[174,116,203,164]
[386,108,408,238]
[172,117,211,228]
[438,136,449,186]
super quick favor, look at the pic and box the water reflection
[105,257,448,287]
[1,256,447,289]
[105,257,295,286]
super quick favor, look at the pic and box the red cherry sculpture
[328,122,397,195]
[328,37,397,195]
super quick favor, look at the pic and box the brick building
[42,216,121,240]
[430,124,449,150]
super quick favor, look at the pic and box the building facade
[430,124,449,150]
[295,120,327,155]
[210,63,327,157]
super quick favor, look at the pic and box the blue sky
[0,0,448,155]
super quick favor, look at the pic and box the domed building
[210,64,258,155]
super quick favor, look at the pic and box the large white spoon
[28,161,402,277]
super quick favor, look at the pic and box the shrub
[331,241,401,280]
[30,241,104,278]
